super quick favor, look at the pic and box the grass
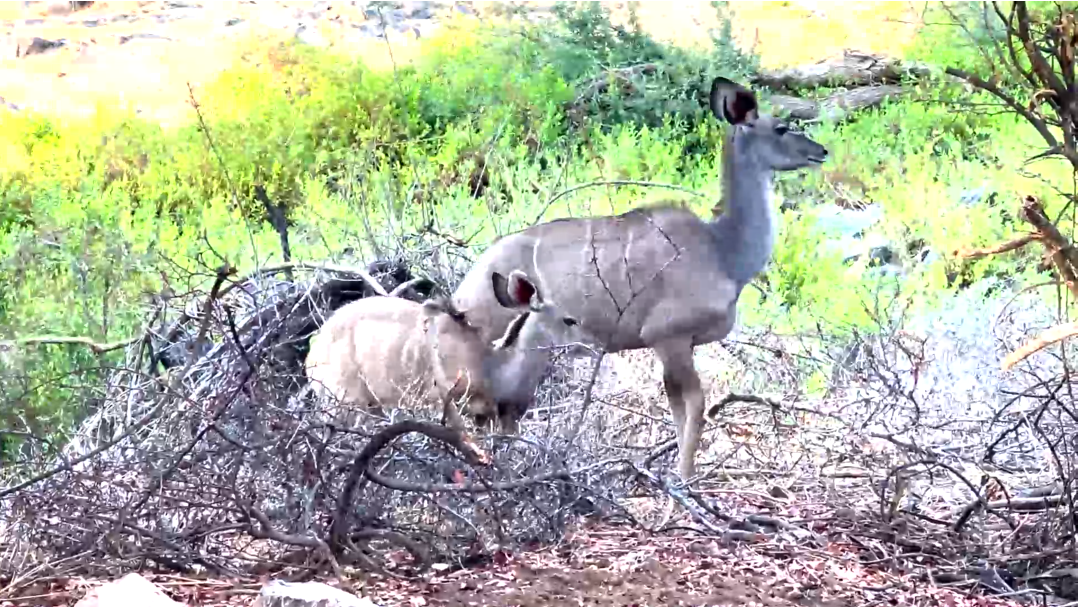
[0,2,1071,451]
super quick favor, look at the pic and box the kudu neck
[709,130,776,289]
[491,314,552,398]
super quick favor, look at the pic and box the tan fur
[305,268,589,434]
[305,296,496,431]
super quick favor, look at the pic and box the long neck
[709,130,776,289]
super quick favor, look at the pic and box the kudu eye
[775,124,789,135]
[562,318,579,327]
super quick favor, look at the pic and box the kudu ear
[491,270,538,310]
[422,297,466,322]
[421,298,446,316]
[709,76,758,126]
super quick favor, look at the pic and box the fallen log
[769,84,905,121]
[753,50,932,91]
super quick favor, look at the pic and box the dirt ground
[26,523,1024,607]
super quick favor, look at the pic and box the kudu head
[709,76,828,171]
[473,269,587,434]
[418,295,502,425]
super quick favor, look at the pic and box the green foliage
[533,1,759,137]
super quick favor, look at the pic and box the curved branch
[953,234,1040,259]
[329,420,490,548]
[1002,321,1078,370]
[219,261,391,298]
[945,66,1062,155]
[0,335,141,355]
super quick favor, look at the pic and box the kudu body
[451,77,828,480]
[305,270,583,433]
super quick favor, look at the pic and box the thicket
[0,3,1064,455]
[9,3,1078,597]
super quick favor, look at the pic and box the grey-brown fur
[451,77,828,481]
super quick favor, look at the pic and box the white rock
[255,580,380,607]
[74,573,185,607]
[294,23,329,46]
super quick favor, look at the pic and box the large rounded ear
[709,76,758,125]
[491,270,538,310]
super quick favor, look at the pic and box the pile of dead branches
[0,256,615,582]
[0,250,712,588]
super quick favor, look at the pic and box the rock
[349,22,384,38]
[118,32,173,44]
[401,1,437,19]
[17,36,66,57]
[0,96,20,112]
[363,2,403,20]
[46,2,93,16]
[306,0,331,20]
[255,581,379,607]
[294,23,328,46]
[154,13,192,23]
[74,573,185,607]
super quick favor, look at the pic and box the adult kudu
[451,77,829,481]
[305,269,584,434]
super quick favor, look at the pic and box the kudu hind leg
[655,337,705,482]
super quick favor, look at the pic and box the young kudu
[451,77,829,481]
[305,270,583,433]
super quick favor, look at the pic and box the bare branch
[954,234,1040,259]
[0,335,140,355]
[1002,321,1078,370]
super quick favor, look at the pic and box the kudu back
[451,77,828,481]
[305,269,583,433]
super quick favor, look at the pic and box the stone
[401,1,436,19]
[74,573,185,607]
[255,580,379,607]
[46,2,94,16]
[294,23,328,46]
[307,0,331,20]
[17,36,66,57]
[118,33,173,44]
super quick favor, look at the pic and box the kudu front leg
[655,337,705,482]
